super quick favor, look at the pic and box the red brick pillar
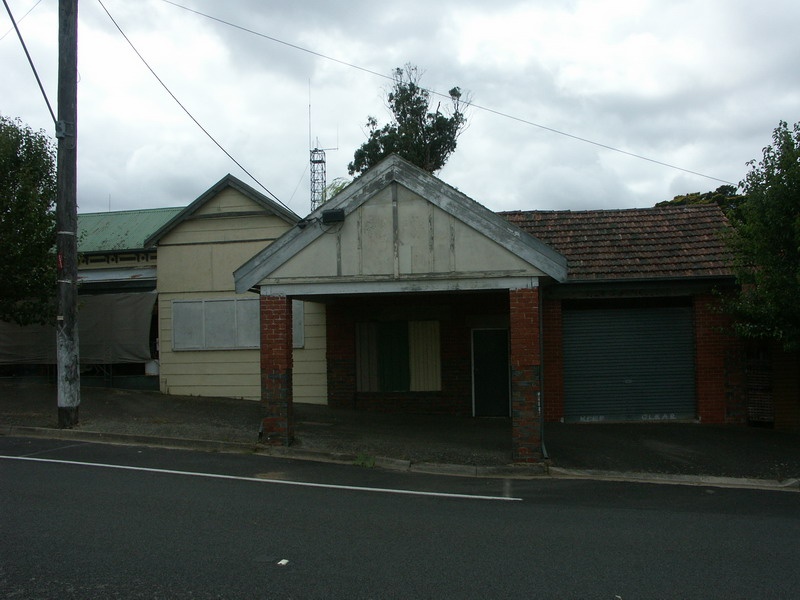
[509,287,542,462]
[260,294,293,445]
[694,294,744,423]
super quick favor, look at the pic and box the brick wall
[259,294,294,445]
[772,344,800,432]
[694,293,745,423]
[325,292,505,415]
[541,293,748,424]
[509,287,542,462]
[326,301,357,410]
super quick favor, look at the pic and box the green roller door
[562,304,696,422]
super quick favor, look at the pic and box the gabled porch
[235,155,567,462]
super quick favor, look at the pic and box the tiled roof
[500,204,734,282]
[78,207,184,253]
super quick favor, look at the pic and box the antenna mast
[309,83,337,212]
[310,146,326,212]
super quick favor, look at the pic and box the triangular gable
[144,174,299,247]
[235,155,567,294]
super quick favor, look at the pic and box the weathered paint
[234,155,567,295]
[155,187,289,400]
[78,208,182,253]
[154,185,325,402]
[266,185,545,284]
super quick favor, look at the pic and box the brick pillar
[509,287,542,462]
[694,294,744,423]
[260,294,293,445]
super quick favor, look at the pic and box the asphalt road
[2,437,799,599]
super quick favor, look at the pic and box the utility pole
[56,0,80,428]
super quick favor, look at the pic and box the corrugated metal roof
[78,207,184,253]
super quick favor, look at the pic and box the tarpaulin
[0,292,157,364]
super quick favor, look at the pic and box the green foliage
[348,64,468,176]
[324,177,351,201]
[0,115,57,325]
[655,184,743,216]
[724,120,800,351]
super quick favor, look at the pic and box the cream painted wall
[267,184,544,282]
[157,290,262,399]
[292,301,327,405]
[155,187,328,403]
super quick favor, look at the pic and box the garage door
[562,304,696,422]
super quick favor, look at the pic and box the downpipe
[538,289,548,460]
[539,390,548,460]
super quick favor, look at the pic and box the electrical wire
[461,101,736,185]
[96,0,292,212]
[0,0,40,41]
[2,0,56,124]
[161,0,392,84]
[162,0,735,186]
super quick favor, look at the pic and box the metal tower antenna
[309,84,337,212]
[310,146,326,212]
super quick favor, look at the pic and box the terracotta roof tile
[500,204,734,282]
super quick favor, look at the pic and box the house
[0,207,182,386]
[142,174,329,403]
[234,154,761,460]
[5,156,794,456]
[1,175,327,400]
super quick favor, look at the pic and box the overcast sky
[2,0,798,216]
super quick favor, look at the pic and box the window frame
[172,297,260,351]
[356,320,441,392]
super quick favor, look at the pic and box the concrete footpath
[2,380,799,491]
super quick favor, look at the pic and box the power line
[460,101,737,185]
[2,0,56,123]
[162,0,735,187]
[161,0,393,84]
[0,0,41,41]
[97,0,292,212]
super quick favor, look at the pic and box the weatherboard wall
[154,186,327,402]
[264,184,545,286]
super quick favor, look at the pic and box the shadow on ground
[2,380,799,480]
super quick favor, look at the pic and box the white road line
[0,455,522,502]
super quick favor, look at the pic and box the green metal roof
[78,207,184,253]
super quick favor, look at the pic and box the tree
[655,184,743,216]
[325,176,351,201]
[348,64,468,176]
[0,115,57,326]
[724,120,800,351]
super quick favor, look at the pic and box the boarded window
[172,298,259,350]
[409,321,441,391]
[356,320,441,392]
